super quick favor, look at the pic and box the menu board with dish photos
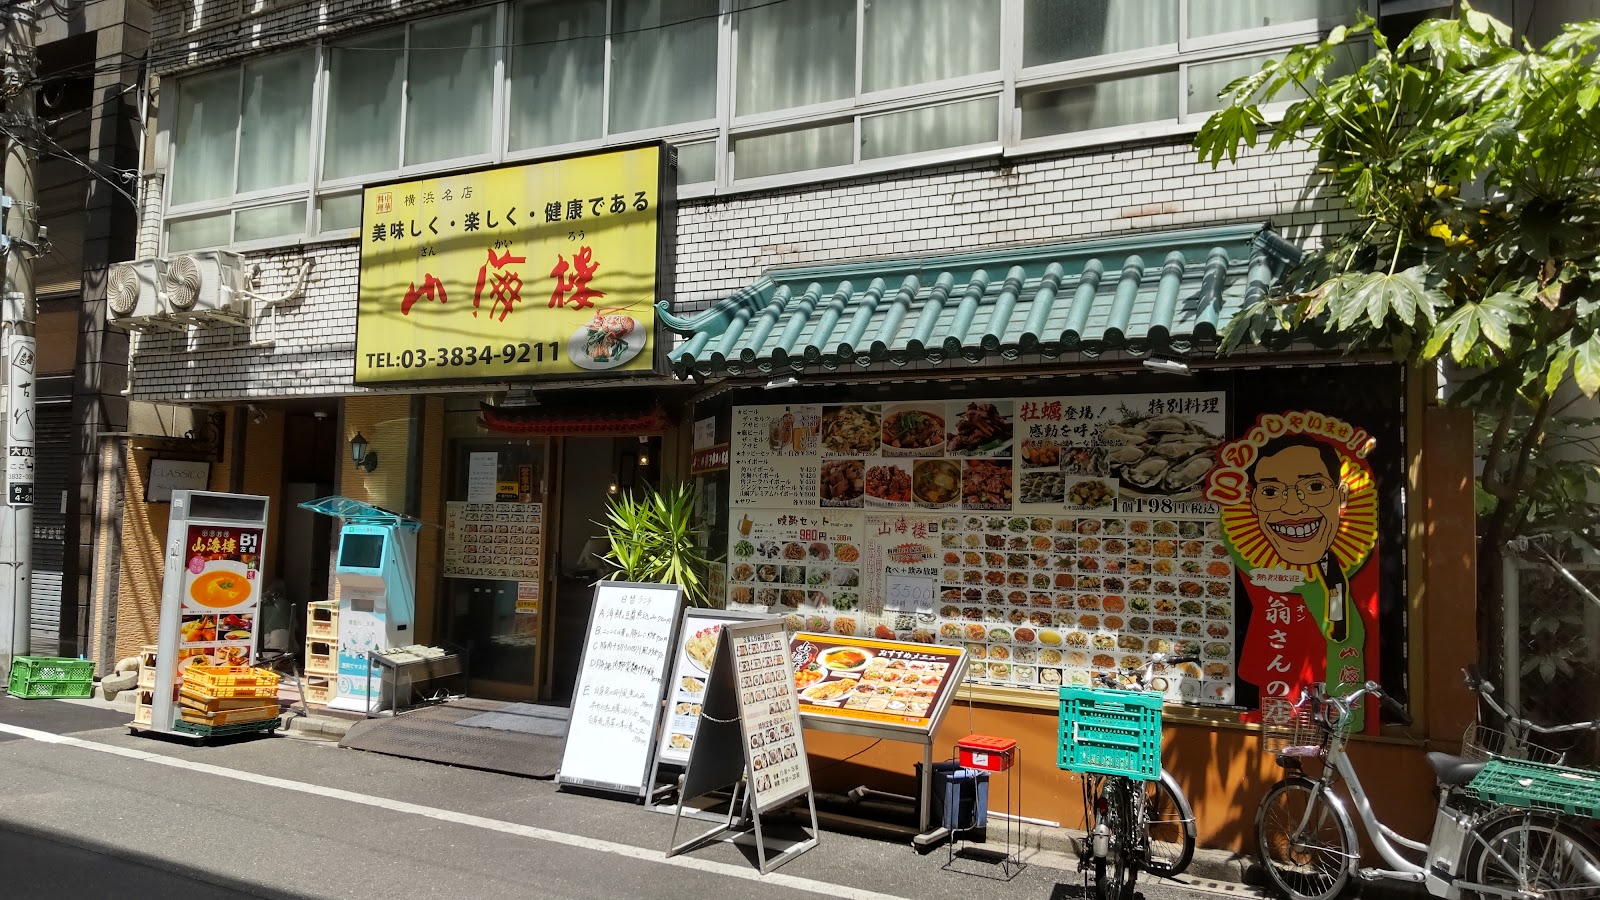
[726,392,1236,707]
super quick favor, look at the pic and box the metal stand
[667,775,820,875]
[944,740,1024,881]
[363,644,466,718]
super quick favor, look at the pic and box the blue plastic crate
[1058,685,1163,782]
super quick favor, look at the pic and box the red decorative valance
[478,401,674,437]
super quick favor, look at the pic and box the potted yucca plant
[598,482,712,606]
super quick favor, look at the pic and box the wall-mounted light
[638,436,650,467]
[247,403,266,425]
[349,431,378,472]
[1142,355,1192,376]
[764,375,799,390]
[607,476,620,495]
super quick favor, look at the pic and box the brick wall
[129,138,1342,402]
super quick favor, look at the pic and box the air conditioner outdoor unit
[164,249,250,326]
[105,257,183,331]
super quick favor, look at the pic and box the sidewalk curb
[283,714,357,742]
[1017,822,1425,899]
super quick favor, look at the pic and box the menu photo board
[557,581,683,798]
[174,524,264,682]
[790,633,966,734]
[728,392,1239,708]
[443,501,542,581]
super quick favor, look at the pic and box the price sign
[884,575,933,613]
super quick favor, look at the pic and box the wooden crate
[307,601,339,640]
[304,675,334,706]
[137,665,155,690]
[305,639,336,676]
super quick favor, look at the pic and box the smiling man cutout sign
[1206,413,1380,732]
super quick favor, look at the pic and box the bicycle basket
[1461,724,1564,766]
[1260,698,1330,760]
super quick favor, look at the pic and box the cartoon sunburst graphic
[1220,456,1378,574]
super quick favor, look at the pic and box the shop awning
[299,496,423,530]
[656,224,1301,380]
[479,399,674,436]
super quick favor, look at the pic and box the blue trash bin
[929,761,990,831]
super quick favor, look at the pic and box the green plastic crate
[7,676,94,699]
[7,656,94,699]
[1058,685,1163,782]
[9,656,93,684]
[173,717,281,739]
[1466,758,1600,819]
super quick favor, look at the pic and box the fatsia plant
[1193,3,1600,667]
[598,482,711,606]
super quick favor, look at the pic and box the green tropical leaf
[1575,334,1600,395]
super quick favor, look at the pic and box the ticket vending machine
[300,497,422,713]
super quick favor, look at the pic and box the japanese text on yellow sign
[355,145,665,384]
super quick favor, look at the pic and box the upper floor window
[161,0,1360,253]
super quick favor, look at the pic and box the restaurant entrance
[441,434,551,701]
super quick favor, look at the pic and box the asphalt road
[0,695,1259,900]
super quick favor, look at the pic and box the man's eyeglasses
[1251,478,1336,510]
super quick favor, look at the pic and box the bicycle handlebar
[1461,665,1600,735]
[1298,680,1410,727]
[1093,653,1203,690]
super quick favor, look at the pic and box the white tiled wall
[128,138,1343,403]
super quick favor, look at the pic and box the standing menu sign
[653,607,765,768]
[669,618,818,873]
[790,632,966,733]
[146,491,271,736]
[557,581,683,798]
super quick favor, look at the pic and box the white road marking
[0,721,911,900]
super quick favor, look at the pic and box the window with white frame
[161,0,1361,253]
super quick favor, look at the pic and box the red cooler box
[958,734,1017,772]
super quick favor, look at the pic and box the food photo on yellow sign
[354,143,674,384]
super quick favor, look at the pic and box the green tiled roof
[657,224,1301,380]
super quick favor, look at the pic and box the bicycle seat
[1426,752,1486,786]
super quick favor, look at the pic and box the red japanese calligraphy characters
[473,248,527,321]
[1204,411,1381,732]
[401,274,448,315]
[549,246,605,310]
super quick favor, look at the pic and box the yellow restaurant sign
[354,144,671,384]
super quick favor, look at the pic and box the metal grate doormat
[338,698,564,778]
[454,702,570,737]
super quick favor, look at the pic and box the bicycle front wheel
[1255,777,1358,900]
[1462,811,1600,900]
[1143,769,1197,878]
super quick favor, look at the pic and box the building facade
[96,0,1576,853]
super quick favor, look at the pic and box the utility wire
[28,0,794,86]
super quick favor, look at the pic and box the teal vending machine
[300,497,422,713]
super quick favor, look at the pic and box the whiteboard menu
[557,582,683,797]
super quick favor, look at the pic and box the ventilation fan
[165,253,201,311]
[162,250,249,325]
[107,263,141,316]
[101,258,169,328]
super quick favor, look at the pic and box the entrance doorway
[442,436,549,701]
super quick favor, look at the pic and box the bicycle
[1255,679,1600,900]
[1462,665,1597,766]
[1059,653,1201,900]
